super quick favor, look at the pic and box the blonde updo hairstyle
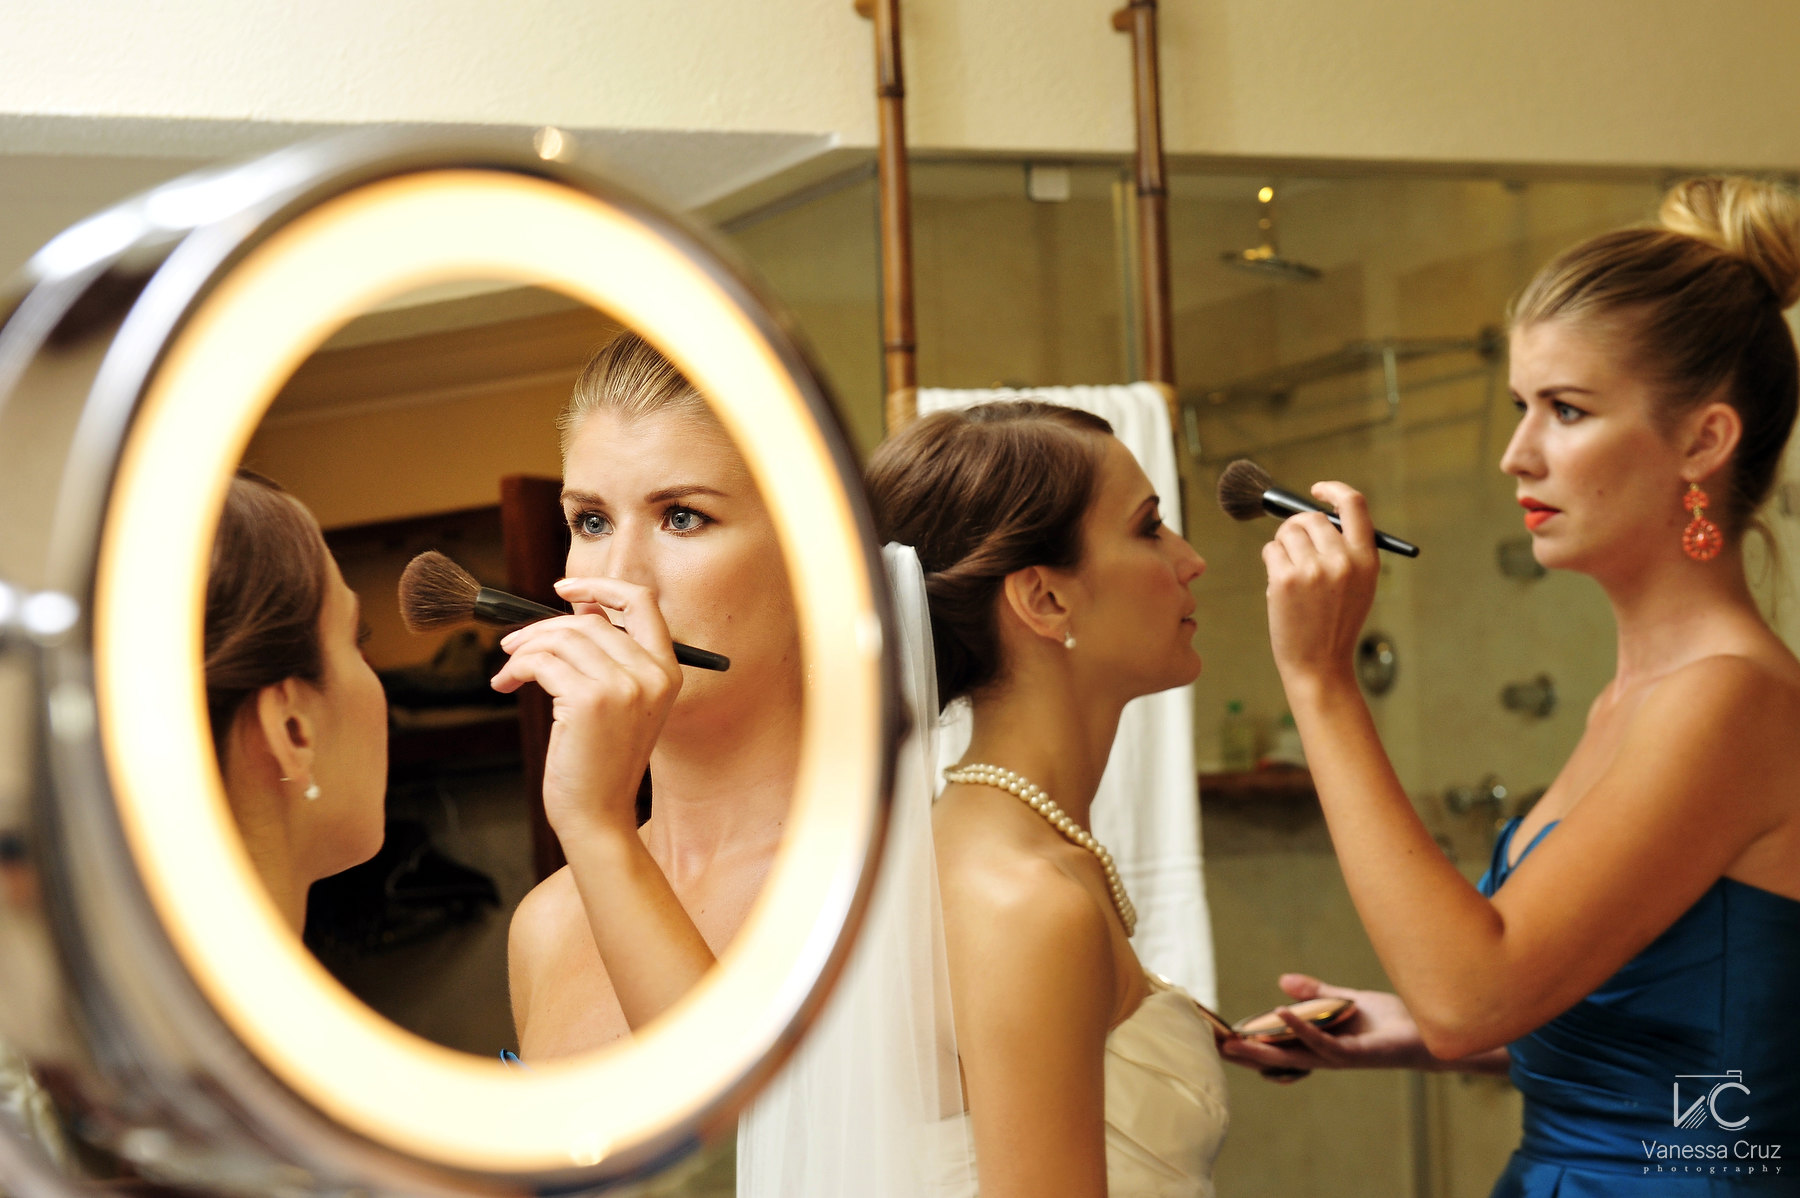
[1511,177,1800,538]
[557,330,713,456]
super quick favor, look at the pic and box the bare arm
[944,857,1114,1198]
[493,576,713,1029]
[1263,484,1790,1059]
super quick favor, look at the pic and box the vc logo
[1674,1071,1751,1131]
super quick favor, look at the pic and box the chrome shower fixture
[1222,184,1321,281]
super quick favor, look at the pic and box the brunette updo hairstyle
[1511,176,1800,536]
[866,401,1114,708]
[557,330,710,455]
[204,471,329,763]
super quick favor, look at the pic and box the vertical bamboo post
[1112,0,1179,428]
[857,0,918,431]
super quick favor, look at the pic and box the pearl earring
[303,782,320,802]
[1063,631,1077,650]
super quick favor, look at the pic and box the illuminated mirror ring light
[63,147,893,1184]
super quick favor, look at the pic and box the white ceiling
[0,115,842,281]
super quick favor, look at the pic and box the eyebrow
[1510,385,1598,401]
[560,485,729,507]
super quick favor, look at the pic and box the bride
[866,400,1228,1198]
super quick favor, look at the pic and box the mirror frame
[0,132,898,1194]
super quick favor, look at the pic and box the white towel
[915,384,1217,1008]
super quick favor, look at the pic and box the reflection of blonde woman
[503,333,801,1058]
[867,402,1226,1197]
[1226,178,1800,1196]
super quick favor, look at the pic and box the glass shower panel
[1174,171,1663,1198]
[908,161,1133,392]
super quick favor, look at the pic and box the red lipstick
[1519,497,1560,532]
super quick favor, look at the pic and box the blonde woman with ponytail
[1224,178,1800,1195]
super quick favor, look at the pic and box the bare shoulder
[1616,651,1800,825]
[508,866,583,974]
[1646,651,1800,730]
[935,791,1114,988]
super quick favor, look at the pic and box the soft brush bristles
[1216,459,1275,522]
[398,551,483,634]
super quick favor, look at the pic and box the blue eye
[664,506,710,534]
[1553,402,1585,424]
[569,511,611,539]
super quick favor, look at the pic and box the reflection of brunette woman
[204,472,389,931]
[867,404,1225,1198]
[1225,178,1800,1194]
[503,334,800,1058]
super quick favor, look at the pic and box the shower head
[1221,245,1322,281]
[1223,185,1321,281]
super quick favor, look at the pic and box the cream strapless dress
[936,974,1230,1197]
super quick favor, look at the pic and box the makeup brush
[398,551,731,671]
[1216,459,1421,558]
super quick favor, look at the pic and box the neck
[1596,542,1763,687]
[960,650,1126,829]
[223,774,310,935]
[643,692,801,883]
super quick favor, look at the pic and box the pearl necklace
[942,762,1137,936]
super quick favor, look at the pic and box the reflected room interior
[241,283,615,1056]
[234,283,797,1062]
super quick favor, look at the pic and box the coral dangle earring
[1682,482,1722,562]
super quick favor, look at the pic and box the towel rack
[855,0,1181,436]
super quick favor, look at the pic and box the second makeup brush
[1216,459,1421,558]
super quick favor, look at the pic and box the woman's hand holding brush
[1261,481,1381,698]
[491,576,681,840]
[490,575,715,1026]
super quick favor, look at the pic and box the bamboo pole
[857,0,918,431]
[1112,0,1179,428]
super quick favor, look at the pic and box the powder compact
[1188,995,1358,1044]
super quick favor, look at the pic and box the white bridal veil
[737,544,975,1197]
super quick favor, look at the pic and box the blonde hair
[1510,176,1800,536]
[557,331,713,455]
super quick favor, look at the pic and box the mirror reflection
[206,285,794,1072]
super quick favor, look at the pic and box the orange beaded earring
[1682,482,1722,562]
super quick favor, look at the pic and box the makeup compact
[1188,995,1358,1044]
[1232,996,1358,1043]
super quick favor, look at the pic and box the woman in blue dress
[1221,175,1800,1194]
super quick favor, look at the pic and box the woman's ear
[1000,566,1073,645]
[251,679,317,791]
[1683,398,1744,484]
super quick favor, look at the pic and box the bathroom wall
[14,0,1800,173]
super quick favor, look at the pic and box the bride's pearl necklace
[942,762,1137,937]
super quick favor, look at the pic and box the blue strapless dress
[1477,817,1800,1195]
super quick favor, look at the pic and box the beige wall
[9,1,1800,171]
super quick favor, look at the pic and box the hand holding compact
[1218,974,1431,1082]
[1261,481,1381,690]
[491,576,683,838]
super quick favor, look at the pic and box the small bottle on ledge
[1258,712,1307,770]
[1220,700,1257,772]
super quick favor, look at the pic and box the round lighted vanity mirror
[0,134,896,1193]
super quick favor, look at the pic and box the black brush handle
[1260,488,1421,558]
[474,587,731,671]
